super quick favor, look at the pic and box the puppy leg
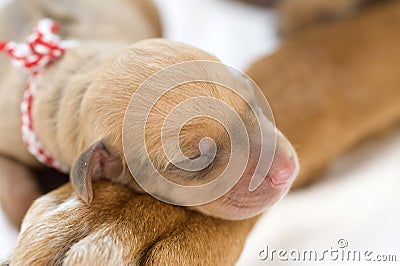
[11,181,255,265]
[12,182,186,265]
[142,215,257,266]
[11,186,88,265]
[0,156,40,228]
[63,209,255,266]
[277,0,367,36]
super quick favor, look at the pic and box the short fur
[6,0,400,265]
[249,0,400,187]
[0,0,300,229]
[0,0,161,227]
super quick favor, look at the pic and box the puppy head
[71,39,299,220]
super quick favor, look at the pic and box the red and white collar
[0,19,76,173]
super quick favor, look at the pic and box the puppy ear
[71,140,123,204]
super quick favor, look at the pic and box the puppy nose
[269,152,298,188]
[248,129,299,191]
[269,130,299,188]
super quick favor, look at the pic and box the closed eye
[168,153,214,172]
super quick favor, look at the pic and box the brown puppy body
[0,0,161,227]
[11,182,257,265]
[8,0,400,265]
[1,0,300,227]
[248,0,400,187]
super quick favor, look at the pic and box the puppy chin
[195,132,299,220]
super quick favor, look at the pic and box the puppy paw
[140,214,256,265]
[63,230,126,266]
[10,181,255,265]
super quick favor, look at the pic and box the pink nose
[268,152,297,188]
[269,162,296,187]
[248,149,298,192]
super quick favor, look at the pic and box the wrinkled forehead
[145,80,259,127]
[142,81,266,161]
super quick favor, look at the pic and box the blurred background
[0,0,399,265]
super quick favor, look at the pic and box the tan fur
[10,182,256,266]
[0,0,299,256]
[0,1,298,225]
[0,0,161,227]
[30,37,298,220]
[248,0,400,187]
[5,0,400,265]
[7,1,400,265]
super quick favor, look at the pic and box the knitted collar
[0,19,75,173]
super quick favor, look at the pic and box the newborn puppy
[31,39,299,220]
[0,0,299,228]
[0,0,161,227]
[9,1,400,265]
